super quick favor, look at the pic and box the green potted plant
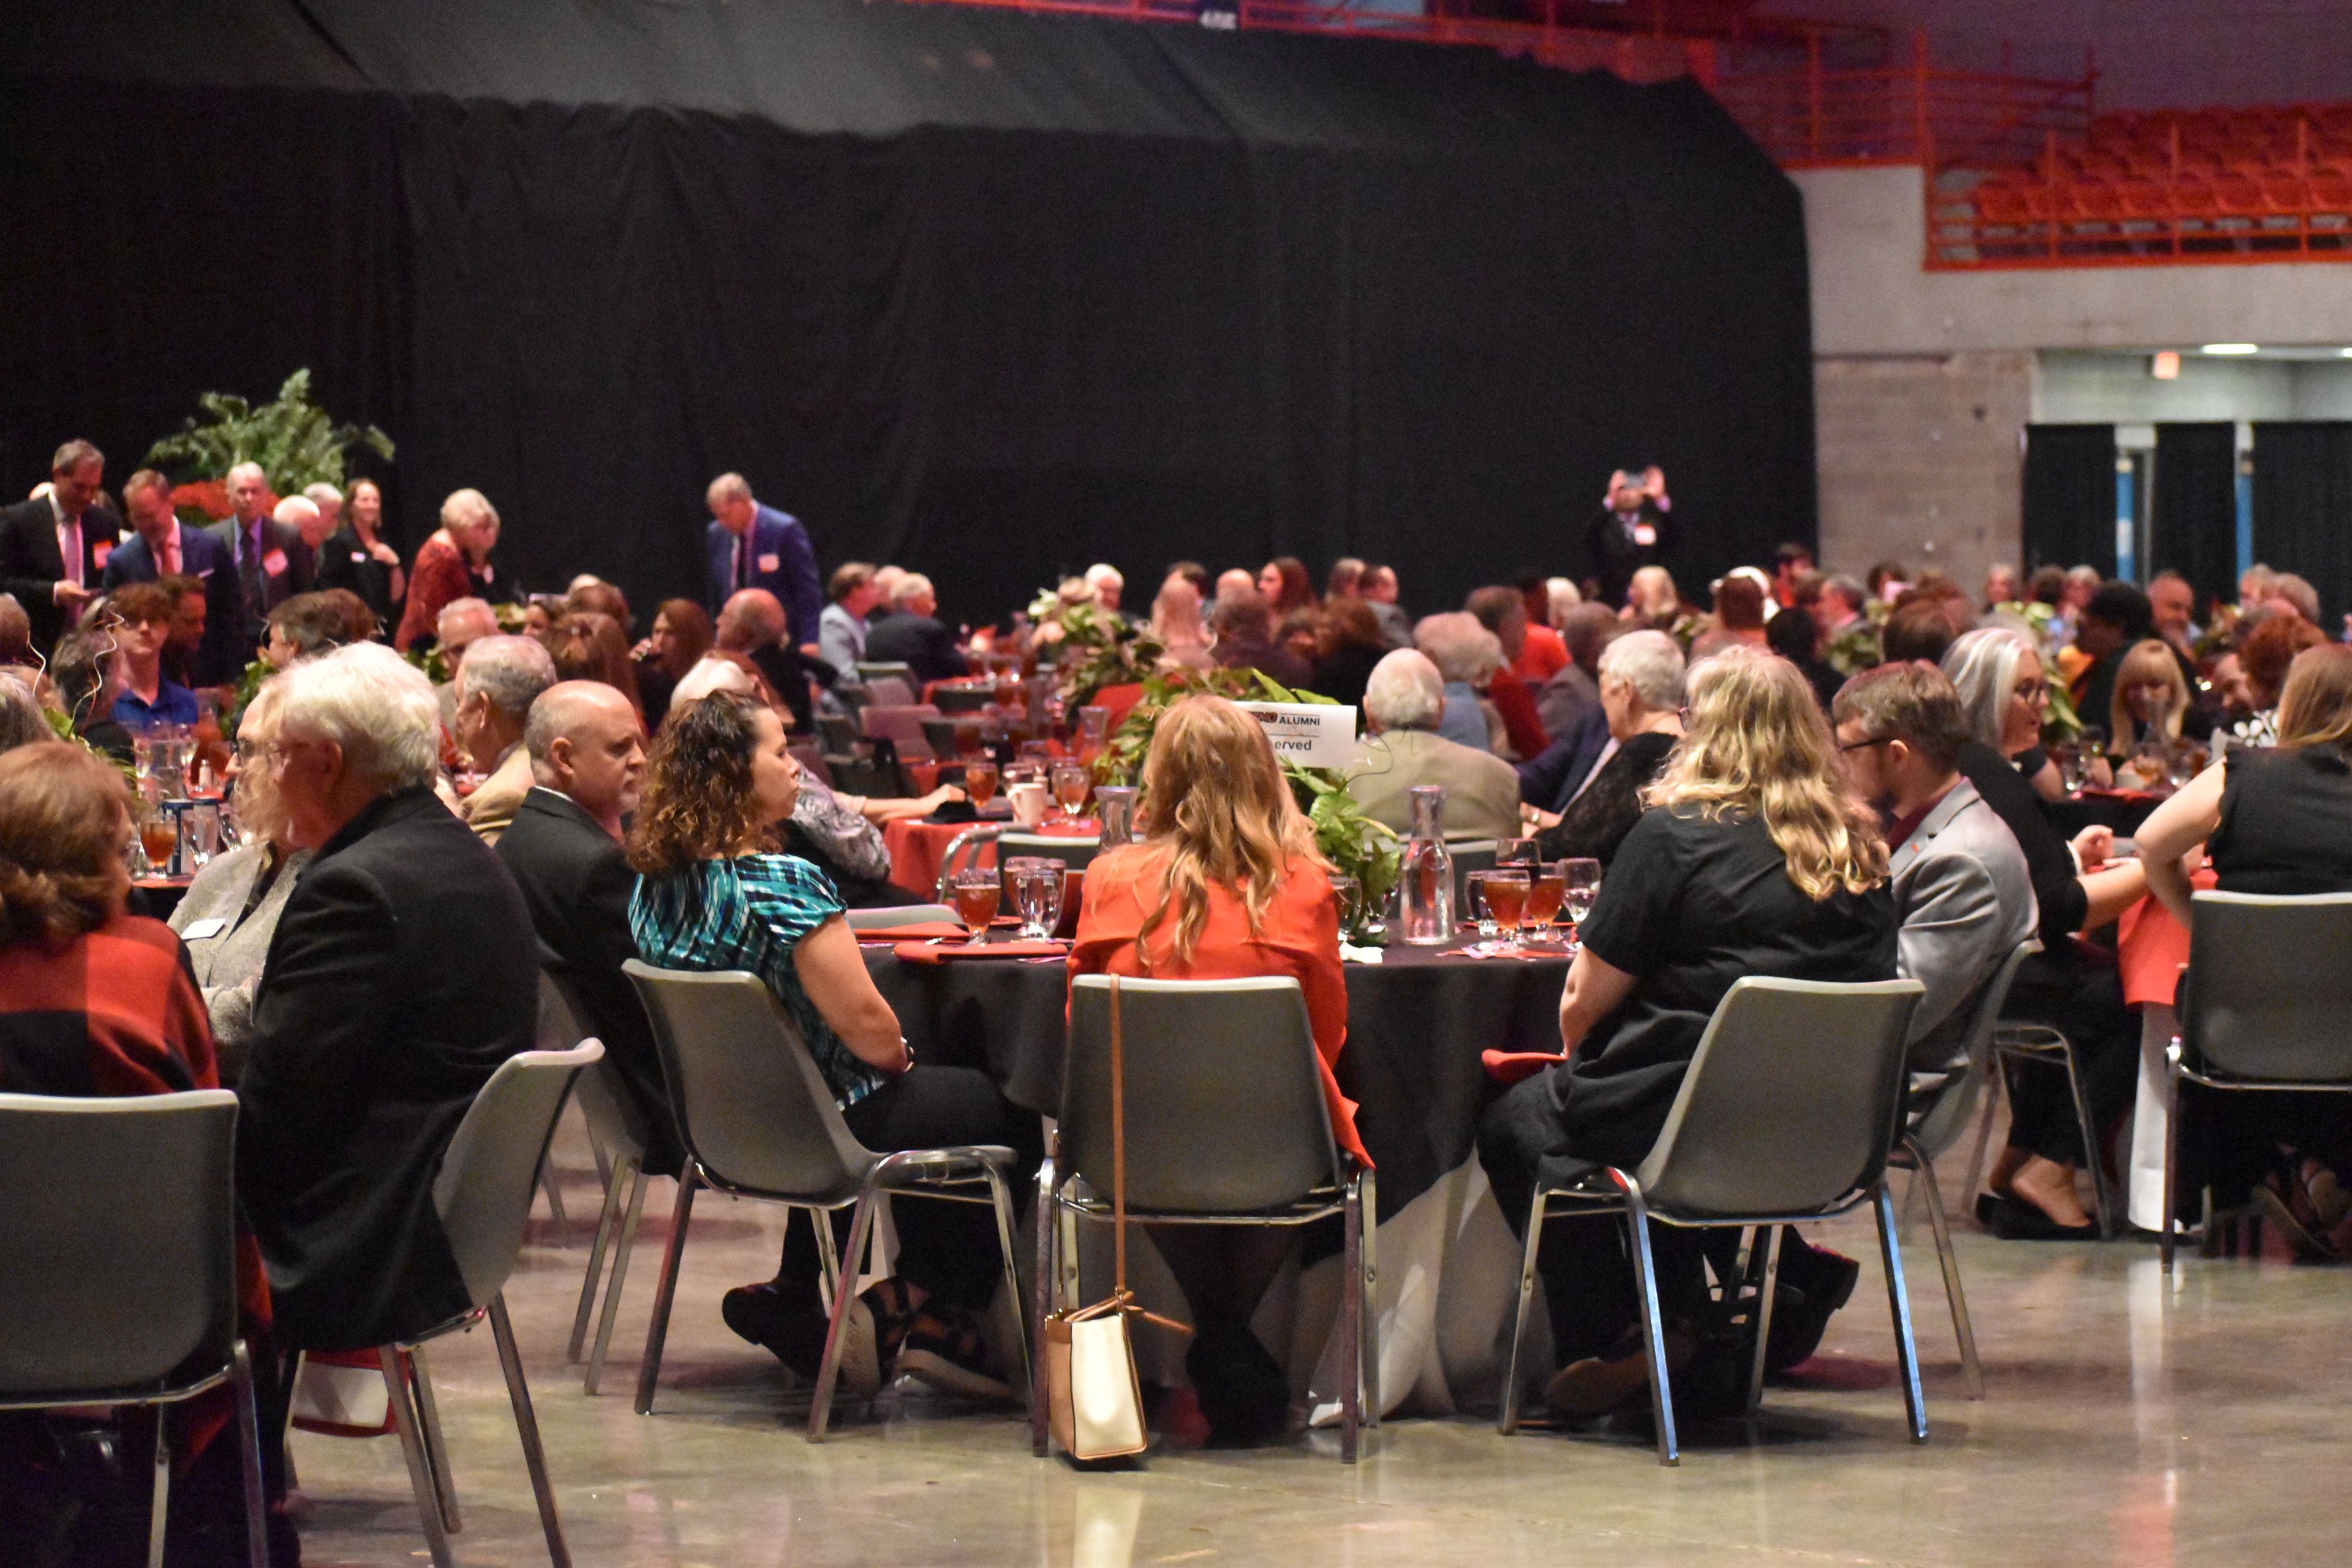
[145,369,394,526]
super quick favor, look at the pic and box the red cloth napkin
[854,921,973,944]
[1482,1049,1567,1086]
[893,938,1069,964]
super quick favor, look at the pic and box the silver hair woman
[1940,627,2063,801]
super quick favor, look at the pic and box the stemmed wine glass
[1482,868,1530,954]
[951,869,1000,946]
[1050,762,1092,826]
[1521,861,1566,948]
[1561,859,1602,948]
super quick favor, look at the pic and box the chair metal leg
[538,1153,569,1233]
[231,1341,270,1568]
[407,1345,461,1534]
[491,1294,571,1568]
[810,1205,844,1316]
[1744,1224,1782,1415]
[2162,1052,2182,1271]
[379,1346,458,1568]
[1905,1139,1984,1400]
[1497,1188,1549,1435]
[585,1166,649,1396]
[808,1186,882,1442]
[147,1398,172,1568]
[2059,1039,2114,1238]
[635,1166,700,1416]
[1959,1058,2003,1219]
[1872,1183,1929,1444]
[982,1163,1031,1398]
[1359,1166,1381,1431]
[569,1152,632,1362]
[1031,1157,1057,1458]
[1619,1180,1679,1466]
[1340,1176,1363,1463]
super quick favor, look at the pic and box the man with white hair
[494,682,680,1176]
[1084,562,1126,617]
[303,481,344,551]
[703,470,823,657]
[236,641,539,1351]
[431,595,500,733]
[450,633,559,843]
[862,571,971,684]
[208,459,314,650]
[274,493,332,581]
[1345,648,1522,840]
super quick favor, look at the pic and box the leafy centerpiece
[1026,584,1163,710]
[1093,663,1400,933]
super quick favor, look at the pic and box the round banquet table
[865,932,1574,1419]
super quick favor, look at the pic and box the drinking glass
[1328,873,1359,940]
[964,760,999,810]
[1462,870,1500,938]
[951,870,1000,945]
[2056,741,2086,795]
[1522,863,1566,946]
[1561,858,1602,930]
[1017,741,1053,774]
[1481,869,1529,952]
[1051,762,1092,824]
[137,804,178,877]
[187,801,222,869]
[1014,861,1065,940]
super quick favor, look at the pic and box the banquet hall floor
[287,1126,2352,1567]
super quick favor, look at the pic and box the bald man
[716,586,818,731]
[493,682,678,1173]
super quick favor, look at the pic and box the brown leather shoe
[1545,1322,1695,1417]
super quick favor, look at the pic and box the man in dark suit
[494,681,681,1177]
[0,439,121,652]
[101,467,245,684]
[1583,466,1668,611]
[863,571,972,685]
[237,643,537,1351]
[704,471,823,655]
[206,461,315,662]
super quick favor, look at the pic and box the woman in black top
[313,477,406,630]
[1943,628,2149,1235]
[1534,629,1684,867]
[1479,647,1895,1416]
[2140,644,2352,1253]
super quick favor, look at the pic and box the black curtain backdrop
[2150,421,2239,614]
[1,0,1815,627]
[2252,422,2352,625]
[2022,423,2117,580]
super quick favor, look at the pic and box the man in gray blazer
[1832,663,2037,1108]
[1345,647,1523,841]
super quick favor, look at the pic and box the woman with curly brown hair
[626,690,1037,1403]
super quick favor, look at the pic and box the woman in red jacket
[1068,693,1360,1443]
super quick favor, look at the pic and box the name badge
[350,550,368,562]
[92,540,113,569]
[758,552,781,573]
[262,549,288,578]
[1632,523,1657,548]
[179,917,227,941]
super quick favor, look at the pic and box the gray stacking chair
[847,903,962,930]
[1888,939,2039,1400]
[1446,840,1499,919]
[934,823,1005,900]
[0,1090,267,1568]
[861,703,943,760]
[997,831,1100,874]
[536,976,663,1398]
[621,962,1028,1440]
[363,1039,600,1568]
[1498,978,1927,1464]
[2163,891,2352,1269]
[1040,976,1379,1463]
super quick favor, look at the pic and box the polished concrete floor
[289,1124,2352,1568]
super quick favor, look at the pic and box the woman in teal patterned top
[628,692,1039,1403]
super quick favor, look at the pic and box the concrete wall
[1797,164,2352,583]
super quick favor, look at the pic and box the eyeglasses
[1837,736,1893,753]
[241,741,309,772]
[2011,680,2048,703]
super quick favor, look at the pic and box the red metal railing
[1706,30,2093,169]
[899,0,1719,85]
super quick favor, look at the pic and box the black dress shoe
[1984,1194,2100,1241]
[1974,1192,2003,1227]
[1765,1243,1860,1373]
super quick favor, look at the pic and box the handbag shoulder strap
[1110,973,1126,1297]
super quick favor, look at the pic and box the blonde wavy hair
[1133,695,1324,969]
[1643,645,1887,900]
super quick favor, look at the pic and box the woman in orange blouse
[1068,694,1360,1443]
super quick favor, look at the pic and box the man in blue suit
[704,472,823,657]
[102,467,246,685]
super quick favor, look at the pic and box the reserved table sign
[1237,701,1358,767]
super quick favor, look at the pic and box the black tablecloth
[2048,792,2160,838]
[865,937,1570,1219]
